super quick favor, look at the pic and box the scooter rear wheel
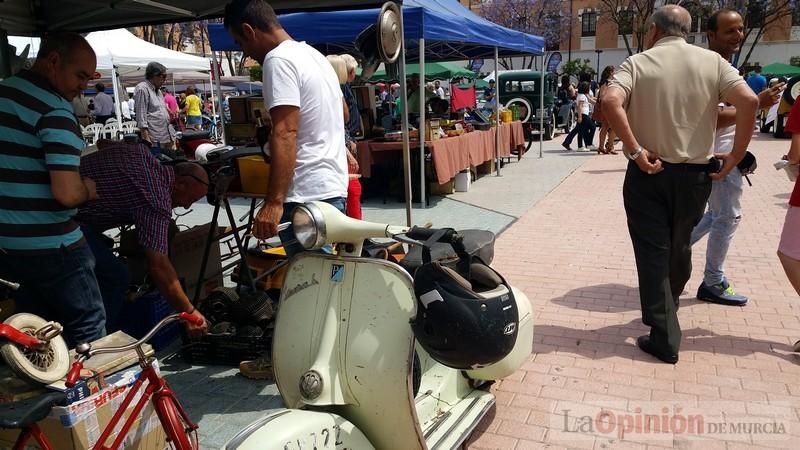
[0,313,70,384]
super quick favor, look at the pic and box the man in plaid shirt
[75,140,209,335]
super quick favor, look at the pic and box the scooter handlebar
[406,226,457,243]
[65,361,84,388]
[179,312,204,327]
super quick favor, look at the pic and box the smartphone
[709,158,722,174]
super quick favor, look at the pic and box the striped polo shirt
[0,70,85,253]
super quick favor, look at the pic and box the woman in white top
[562,81,596,151]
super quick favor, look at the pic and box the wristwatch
[625,146,644,161]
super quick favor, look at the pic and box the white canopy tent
[84,29,213,132]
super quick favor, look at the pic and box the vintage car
[497,70,575,144]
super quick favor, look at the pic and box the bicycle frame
[93,358,197,450]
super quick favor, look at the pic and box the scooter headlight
[291,203,327,250]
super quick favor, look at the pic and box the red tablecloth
[356,121,525,185]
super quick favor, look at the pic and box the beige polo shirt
[609,36,744,164]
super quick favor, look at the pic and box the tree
[597,0,666,55]
[478,0,573,70]
[560,58,594,77]
[598,0,798,67]
[792,56,800,67]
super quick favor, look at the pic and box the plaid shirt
[75,141,174,254]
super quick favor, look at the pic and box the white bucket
[454,170,471,192]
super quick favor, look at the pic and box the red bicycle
[7,312,202,450]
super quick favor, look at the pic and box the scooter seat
[179,129,211,141]
[0,391,66,429]
[401,229,495,275]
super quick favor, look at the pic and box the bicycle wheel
[0,313,70,384]
[154,396,198,450]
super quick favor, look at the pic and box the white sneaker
[576,147,585,152]
[586,145,598,151]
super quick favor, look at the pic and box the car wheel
[564,110,575,133]
[504,97,533,123]
[543,114,556,141]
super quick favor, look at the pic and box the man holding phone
[689,9,784,306]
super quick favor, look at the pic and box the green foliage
[560,59,594,77]
[791,56,800,67]
[249,65,262,82]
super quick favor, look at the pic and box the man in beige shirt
[603,5,758,364]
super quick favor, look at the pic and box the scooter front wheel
[0,313,70,384]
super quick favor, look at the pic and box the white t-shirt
[263,40,348,203]
[120,99,131,120]
[436,87,445,99]
[714,104,735,154]
[577,93,590,116]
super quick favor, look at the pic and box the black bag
[737,151,757,186]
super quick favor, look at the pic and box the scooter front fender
[221,409,375,450]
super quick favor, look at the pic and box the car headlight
[291,204,327,250]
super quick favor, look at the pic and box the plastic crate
[181,331,270,366]
[119,291,180,351]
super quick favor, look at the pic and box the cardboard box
[121,223,223,302]
[228,96,249,124]
[429,179,455,195]
[169,223,223,301]
[0,362,167,450]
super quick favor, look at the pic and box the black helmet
[410,260,519,369]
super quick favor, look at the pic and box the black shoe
[696,280,747,306]
[561,142,572,151]
[636,335,678,364]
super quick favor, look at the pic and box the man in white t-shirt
[224,0,348,256]
[689,9,783,305]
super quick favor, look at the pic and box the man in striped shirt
[0,33,105,346]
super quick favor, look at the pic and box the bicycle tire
[0,313,70,384]
[154,396,197,450]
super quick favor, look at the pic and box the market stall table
[356,121,526,184]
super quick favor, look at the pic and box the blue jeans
[690,167,744,286]
[82,226,131,334]
[563,114,593,148]
[278,197,347,257]
[0,242,106,346]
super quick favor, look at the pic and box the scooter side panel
[272,255,425,450]
[337,258,426,450]
[221,409,375,450]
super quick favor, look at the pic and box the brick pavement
[467,134,800,450]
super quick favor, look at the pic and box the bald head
[651,5,692,39]
[172,163,209,209]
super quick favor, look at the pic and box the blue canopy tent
[208,0,544,62]
[208,0,545,222]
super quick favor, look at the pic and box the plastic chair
[101,122,119,140]
[83,123,103,145]
[122,121,138,134]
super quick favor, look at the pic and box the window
[581,11,597,37]
[793,7,800,26]
[618,10,634,35]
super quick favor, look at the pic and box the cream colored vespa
[223,201,533,450]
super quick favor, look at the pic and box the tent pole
[494,46,500,177]
[111,65,123,137]
[418,38,426,209]
[539,53,545,159]
[212,51,227,144]
[398,6,412,226]
[208,71,217,137]
[0,28,11,79]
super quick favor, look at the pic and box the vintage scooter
[222,201,534,450]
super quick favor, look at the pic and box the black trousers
[623,160,712,354]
